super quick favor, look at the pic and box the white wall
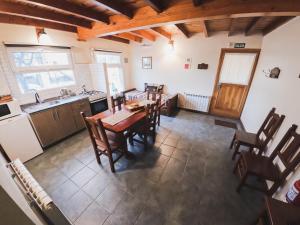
[130,32,262,100]
[241,17,300,200]
[0,23,131,104]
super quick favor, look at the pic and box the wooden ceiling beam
[77,0,300,39]
[201,20,209,37]
[100,36,130,44]
[245,17,264,36]
[144,0,164,13]
[114,33,143,43]
[0,1,92,28]
[0,13,77,33]
[263,16,294,36]
[130,30,156,42]
[175,23,191,38]
[193,0,204,6]
[23,0,109,23]
[95,0,134,18]
[151,27,171,40]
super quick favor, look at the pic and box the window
[8,47,76,93]
[95,51,124,95]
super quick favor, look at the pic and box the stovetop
[79,90,107,102]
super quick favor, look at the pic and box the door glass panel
[219,53,256,85]
[106,66,124,95]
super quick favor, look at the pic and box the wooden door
[210,48,260,118]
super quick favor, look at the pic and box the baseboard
[178,107,209,115]
[239,119,246,131]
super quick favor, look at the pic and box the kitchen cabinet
[70,99,91,130]
[30,98,91,148]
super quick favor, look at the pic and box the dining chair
[81,112,126,173]
[230,108,285,160]
[233,124,300,195]
[111,94,126,113]
[147,91,162,126]
[129,100,159,150]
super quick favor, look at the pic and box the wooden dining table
[89,106,147,157]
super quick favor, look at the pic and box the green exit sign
[234,43,246,48]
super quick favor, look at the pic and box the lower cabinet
[30,99,91,148]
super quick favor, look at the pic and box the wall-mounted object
[198,63,208,70]
[142,57,152,69]
[234,43,246,48]
[184,64,190,69]
[263,67,281,79]
[124,58,128,63]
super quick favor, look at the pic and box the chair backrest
[270,124,300,180]
[257,108,285,150]
[147,91,162,102]
[144,83,164,93]
[111,94,126,113]
[145,100,159,126]
[81,112,111,153]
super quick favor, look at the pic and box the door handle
[217,82,222,90]
[52,111,56,121]
[56,109,60,120]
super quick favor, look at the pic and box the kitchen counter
[21,95,89,114]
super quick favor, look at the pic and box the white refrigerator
[0,113,43,162]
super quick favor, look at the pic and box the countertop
[21,95,89,114]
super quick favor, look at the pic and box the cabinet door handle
[52,111,56,121]
[56,109,60,120]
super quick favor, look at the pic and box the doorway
[210,48,260,119]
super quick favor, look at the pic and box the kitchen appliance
[0,99,22,121]
[80,90,108,115]
[0,99,43,162]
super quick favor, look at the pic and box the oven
[0,100,22,121]
[90,98,108,115]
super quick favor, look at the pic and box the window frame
[7,46,76,93]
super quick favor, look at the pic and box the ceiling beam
[0,13,77,33]
[23,0,109,23]
[151,27,171,40]
[245,17,264,36]
[175,24,191,38]
[263,16,294,36]
[130,30,156,42]
[77,0,300,39]
[100,36,130,44]
[0,1,92,28]
[95,0,134,18]
[201,20,209,37]
[193,0,204,7]
[114,33,143,43]
[144,0,164,13]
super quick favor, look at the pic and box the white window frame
[7,46,76,93]
[94,50,125,95]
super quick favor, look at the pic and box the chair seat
[96,131,124,151]
[235,130,259,146]
[242,152,281,181]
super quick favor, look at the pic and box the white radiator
[180,92,211,112]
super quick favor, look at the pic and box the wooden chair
[234,124,300,195]
[129,100,159,150]
[230,108,285,160]
[147,91,162,126]
[81,112,126,173]
[111,94,126,113]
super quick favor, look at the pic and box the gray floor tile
[159,144,175,157]
[49,180,79,205]
[71,166,97,187]
[59,190,93,222]
[74,202,110,225]
[82,173,110,199]
[58,158,85,177]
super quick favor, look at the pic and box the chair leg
[233,156,241,174]
[230,133,236,149]
[232,141,241,160]
[144,134,148,150]
[94,150,101,165]
[158,111,161,126]
[108,155,115,173]
[236,172,248,193]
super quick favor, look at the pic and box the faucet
[31,89,42,104]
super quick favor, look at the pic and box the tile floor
[26,110,264,225]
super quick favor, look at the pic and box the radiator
[180,92,211,112]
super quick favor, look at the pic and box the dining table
[89,104,147,157]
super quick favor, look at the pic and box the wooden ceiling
[0,0,298,44]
